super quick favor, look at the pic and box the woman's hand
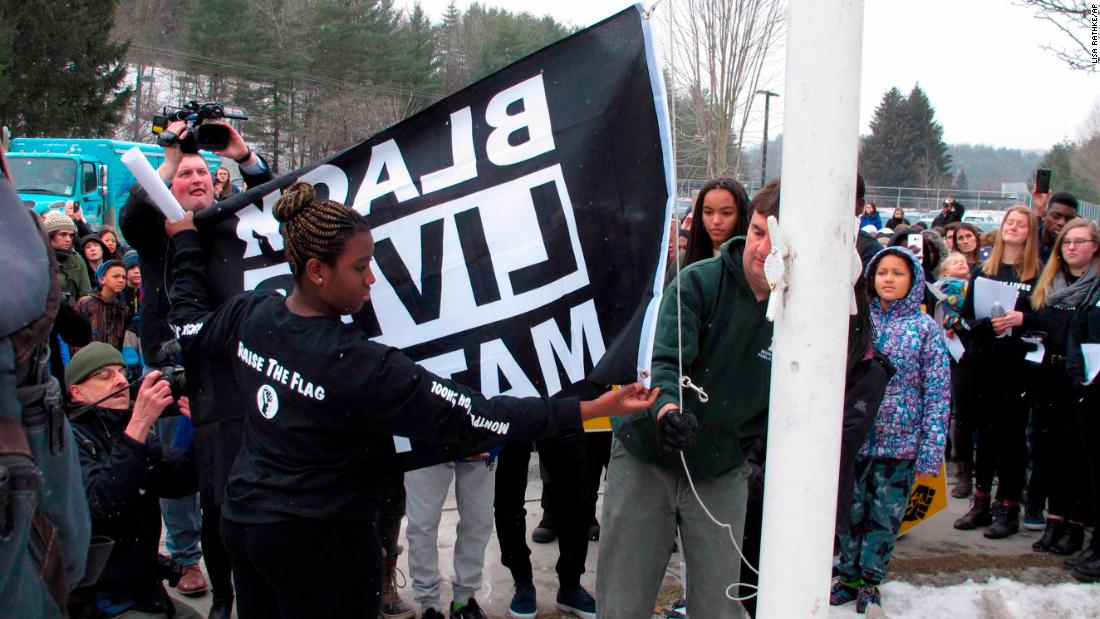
[991,310,1023,335]
[579,383,659,421]
[915,471,935,482]
[164,211,196,238]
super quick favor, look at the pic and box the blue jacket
[859,213,883,231]
[861,247,951,474]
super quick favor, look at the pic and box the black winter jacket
[69,404,196,613]
[119,159,273,364]
[1067,279,1100,386]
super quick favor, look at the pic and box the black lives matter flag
[194,5,672,469]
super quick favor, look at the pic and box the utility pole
[755,89,780,188]
[756,1,864,617]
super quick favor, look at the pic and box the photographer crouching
[121,113,272,618]
[66,343,200,618]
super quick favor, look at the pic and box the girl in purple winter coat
[831,247,951,614]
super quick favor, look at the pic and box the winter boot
[380,547,415,619]
[1032,518,1067,553]
[1072,552,1100,583]
[983,501,1020,539]
[951,462,973,499]
[1066,537,1100,570]
[1051,522,1085,556]
[829,579,860,606]
[954,493,992,530]
[855,583,881,614]
[208,595,233,619]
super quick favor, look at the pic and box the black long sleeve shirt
[166,230,581,523]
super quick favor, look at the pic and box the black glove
[657,407,698,456]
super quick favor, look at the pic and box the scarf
[1047,261,1100,307]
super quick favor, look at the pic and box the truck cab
[7,138,220,230]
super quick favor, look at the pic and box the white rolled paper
[121,146,186,222]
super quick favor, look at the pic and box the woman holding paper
[1063,232,1100,582]
[1027,219,1100,556]
[954,206,1041,539]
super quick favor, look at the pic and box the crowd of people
[3,114,1100,619]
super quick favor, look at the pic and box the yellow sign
[898,462,947,536]
[583,417,612,431]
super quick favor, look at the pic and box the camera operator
[933,196,966,228]
[66,343,201,619]
[120,119,271,367]
[120,119,271,615]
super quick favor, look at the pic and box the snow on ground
[828,578,1100,618]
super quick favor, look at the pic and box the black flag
[194,4,673,469]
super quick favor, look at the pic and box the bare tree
[1018,1,1096,71]
[666,0,786,178]
[1070,100,1100,197]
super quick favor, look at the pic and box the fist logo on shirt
[257,384,280,419]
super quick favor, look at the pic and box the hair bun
[273,182,316,223]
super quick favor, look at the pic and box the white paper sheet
[1022,336,1045,365]
[944,331,965,362]
[974,277,1020,319]
[1083,343,1100,386]
[120,147,186,222]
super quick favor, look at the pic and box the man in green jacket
[43,210,91,304]
[596,180,780,619]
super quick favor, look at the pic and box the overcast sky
[405,0,1100,152]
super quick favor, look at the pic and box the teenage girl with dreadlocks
[163,182,657,619]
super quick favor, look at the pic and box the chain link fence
[675,180,1098,224]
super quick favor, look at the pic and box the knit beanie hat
[123,249,140,269]
[66,342,125,387]
[79,234,108,253]
[43,210,76,236]
[95,260,123,283]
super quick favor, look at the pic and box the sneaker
[829,579,859,606]
[1022,506,1046,531]
[450,598,486,619]
[556,584,596,619]
[421,608,445,619]
[509,582,537,619]
[855,583,880,614]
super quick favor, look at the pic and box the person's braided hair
[272,182,370,280]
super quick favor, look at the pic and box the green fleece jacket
[57,250,92,304]
[615,236,773,480]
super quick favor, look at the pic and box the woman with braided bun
[164,182,657,619]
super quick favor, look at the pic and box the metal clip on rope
[680,376,709,403]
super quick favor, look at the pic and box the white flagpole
[756,1,865,617]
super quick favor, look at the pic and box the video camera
[152,100,248,152]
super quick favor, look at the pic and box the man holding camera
[66,342,201,618]
[932,196,965,228]
[120,119,272,613]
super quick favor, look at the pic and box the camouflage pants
[836,456,915,584]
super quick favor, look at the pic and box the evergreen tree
[906,85,952,188]
[954,168,970,190]
[0,0,132,137]
[859,87,910,186]
[437,0,468,94]
[391,3,441,95]
[859,85,952,188]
